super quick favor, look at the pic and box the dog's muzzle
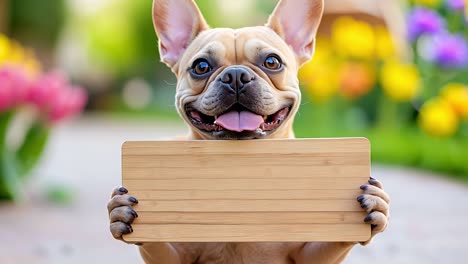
[185,66,293,139]
[219,67,255,95]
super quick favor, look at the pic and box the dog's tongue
[215,111,264,132]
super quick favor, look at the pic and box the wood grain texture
[133,189,363,200]
[123,224,371,242]
[134,212,367,224]
[121,138,371,242]
[124,178,366,190]
[133,200,362,212]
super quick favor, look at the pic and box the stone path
[1,115,468,264]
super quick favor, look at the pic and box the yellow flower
[441,83,468,119]
[0,34,41,78]
[375,26,396,60]
[332,17,375,60]
[412,0,442,7]
[299,37,340,103]
[300,65,339,103]
[419,98,459,137]
[340,62,376,99]
[0,34,11,62]
[6,41,26,63]
[311,37,332,65]
[381,60,421,102]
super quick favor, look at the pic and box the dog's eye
[264,56,282,71]
[192,59,212,76]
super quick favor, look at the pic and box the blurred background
[1,0,468,263]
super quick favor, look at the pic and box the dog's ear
[153,0,209,68]
[266,0,324,66]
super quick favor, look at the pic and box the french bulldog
[108,0,390,263]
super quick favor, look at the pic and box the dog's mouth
[186,104,290,137]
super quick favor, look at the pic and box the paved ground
[1,115,468,264]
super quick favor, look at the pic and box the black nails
[129,197,139,204]
[123,225,133,234]
[364,215,372,222]
[370,177,376,180]
[119,187,128,193]
[361,203,367,209]
[371,224,377,230]
[357,195,365,203]
[360,185,368,191]
[130,210,139,218]
[369,178,378,185]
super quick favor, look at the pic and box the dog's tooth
[263,115,268,121]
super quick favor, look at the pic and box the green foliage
[294,100,468,180]
[16,122,49,177]
[84,0,157,77]
[8,0,66,48]
[46,185,74,205]
[0,112,50,201]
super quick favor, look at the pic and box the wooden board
[121,138,371,243]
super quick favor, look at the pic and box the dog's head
[152,0,324,140]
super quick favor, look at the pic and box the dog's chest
[190,242,301,264]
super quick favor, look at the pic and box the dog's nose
[220,67,255,93]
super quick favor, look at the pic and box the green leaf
[0,111,14,151]
[0,149,23,201]
[16,122,49,178]
[45,185,74,205]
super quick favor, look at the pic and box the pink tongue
[215,111,264,132]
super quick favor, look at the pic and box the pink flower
[0,66,29,112]
[26,71,88,124]
[48,85,88,124]
[26,71,67,111]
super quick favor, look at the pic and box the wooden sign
[122,138,371,243]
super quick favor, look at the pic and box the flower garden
[0,34,87,200]
[0,0,468,201]
[295,0,468,179]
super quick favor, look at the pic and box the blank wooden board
[121,138,371,243]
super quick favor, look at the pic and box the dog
[107,0,390,263]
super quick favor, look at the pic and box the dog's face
[153,0,324,140]
[176,27,300,140]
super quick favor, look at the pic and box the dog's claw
[357,195,365,203]
[108,186,138,243]
[130,209,139,218]
[357,178,390,245]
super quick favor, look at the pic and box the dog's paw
[357,177,390,246]
[108,186,139,242]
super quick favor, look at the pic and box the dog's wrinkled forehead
[177,27,297,76]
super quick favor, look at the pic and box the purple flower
[407,8,445,41]
[446,0,465,10]
[421,33,468,69]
